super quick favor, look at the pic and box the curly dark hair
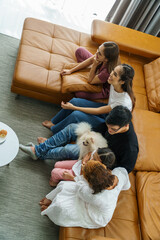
[83,160,115,194]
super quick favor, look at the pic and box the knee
[71,111,86,121]
[61,146,79,159]
[69,97,78,104]
[51,168,58,179]
[54,161,61,168]
[70,111,80,118]
[51,167,64,182]
[75,47,83,60]
[65,123,78,132]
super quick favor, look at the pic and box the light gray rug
[0,33,61,240]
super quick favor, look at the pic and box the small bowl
[0,129,8,144]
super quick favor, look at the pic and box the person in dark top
[19,106,139,173]
[105,105,139,173]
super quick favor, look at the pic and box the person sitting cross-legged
[19,105,139,174]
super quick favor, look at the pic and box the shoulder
[112,167,129,182]
[128,122,139,146]
[121,125,139,158]
[112,167,128,177]
[98,65,109,79]
[112,167,130,189]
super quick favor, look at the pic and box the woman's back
[41,167,130,228]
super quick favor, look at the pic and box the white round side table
[0,122,19,167]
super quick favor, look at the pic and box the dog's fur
[75,122,108,159]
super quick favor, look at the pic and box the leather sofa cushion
[133,109,160,171]
[136,171,160,240]
[13,18,98,98]
[87,236,117,240]
[127,53,149,110]
[61,63,102,93]
[144,57,160,112]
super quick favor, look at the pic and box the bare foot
[49,177,58,187]
[37,137,47,144]
[42,120,54,129]
[31,146,36,154]
[41,205,49,212]
[39,197,52,206]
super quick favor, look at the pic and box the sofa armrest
[91,19,160,59]
[87,236,117,240]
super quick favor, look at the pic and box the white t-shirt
[108,85,132,111]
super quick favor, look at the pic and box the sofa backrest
[133,108,160,171]
[91,20,160,59]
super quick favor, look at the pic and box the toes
[42,120,51,128]
[42,120,48,125]
[42,121,54,129]
[39,197,45,205]
[37,137,47,144]
[41,205,48,212]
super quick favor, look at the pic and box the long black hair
[96,42,119,74]
[103,42,119,73]
[120,64,136,110]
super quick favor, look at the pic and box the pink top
[75,47,110,100]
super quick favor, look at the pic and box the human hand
[63,171,74,180]
[82,152,92,165]
[61,101,75,110]
[93,55,101,65]
[60,69,72,76]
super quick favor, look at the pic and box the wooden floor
[0,0,115,39]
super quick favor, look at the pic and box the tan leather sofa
[12,18,160,240]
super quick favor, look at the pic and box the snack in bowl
[0,129,8,138]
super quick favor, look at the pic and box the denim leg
[51,97,105,125]
[50,98,107,134]
[70,97,106,108]
[40,144,79,160]
[51,108,73,125]
[51,110,107,135]
[35,123,78,159]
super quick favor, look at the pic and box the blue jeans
[50,98,107,134]
[35,124,79,160]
